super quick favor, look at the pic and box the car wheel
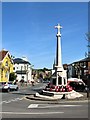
[7,88,10,92]
[15,87,18,91]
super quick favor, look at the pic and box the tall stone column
[51,23,67,87]
[55,24,63,86]
[55,24,62,68]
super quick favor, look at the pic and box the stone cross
[55,23,62,34]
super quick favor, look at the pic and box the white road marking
[28,104,38,108]
[4,101,11,104]
[28,104,82,109]
[0,101,6,104]
[46,104,82,108]
[18,98,23,100]
[14,98,22,101]
[0,111,64,114]
[0,97,23,104]
[9,99,17,102]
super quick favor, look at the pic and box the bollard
[62,94,65,99]
[87,90,89,98]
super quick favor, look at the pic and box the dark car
[67,79,87,92]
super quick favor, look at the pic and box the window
[80,62,84,67]
[5,61,8,66]
[84,62,86,66]
[8,67,10,72]
[22,76,24,79]
[1,68,3,78]
[21,66,23,70]
[5,71,8,78]
[27,65,28,70]
[24,65,26,70]
[13,67,15,70]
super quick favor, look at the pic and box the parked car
[2,82,18,92]
[43,79,50,83]
[67,78,87,92]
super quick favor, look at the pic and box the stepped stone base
[35,90,83,100]
[35,92,63,100]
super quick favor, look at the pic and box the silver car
[2,82,18,92]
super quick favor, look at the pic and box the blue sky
[2,2,88,69]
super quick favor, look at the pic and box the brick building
[68,57,90,85]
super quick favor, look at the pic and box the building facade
[68,57,90,84]
[13,57,32,82]
[0,49,13,83]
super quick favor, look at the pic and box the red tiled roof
[0,50,8,61]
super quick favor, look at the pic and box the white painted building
[13,57,32,82]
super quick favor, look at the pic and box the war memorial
[29,24,83,100]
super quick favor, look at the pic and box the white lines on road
[0,101,6,104]
[28,104,82,109]
[0,111,64,115]
[28,104,38,108]
[0,97,23,104]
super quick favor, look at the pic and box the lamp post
[30,65,34,81]
[26,64,28,82]
[21,66,22,80]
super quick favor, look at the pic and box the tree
[9,72,17,82]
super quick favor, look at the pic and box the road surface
[0,83,89,119]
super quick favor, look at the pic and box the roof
[13,58,31,65]
[68,78,83,82]
[74,57,90,63]
[0,50,8,61]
